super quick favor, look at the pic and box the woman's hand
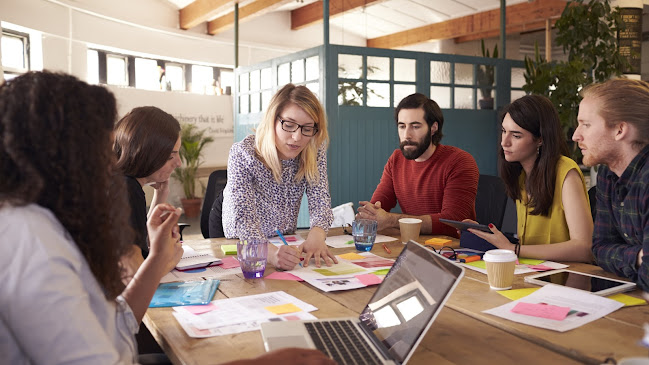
[463,219,515,251]
[147,204,184,274]
[268,244,302,271]
[298,227,338,268]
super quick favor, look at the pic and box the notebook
[261,240,465,365]
[176,246,221,271]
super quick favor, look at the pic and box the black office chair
[588,186,596,221]
[201,170,227,238]
[475,174,509,230]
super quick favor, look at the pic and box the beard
[400,131,432,160]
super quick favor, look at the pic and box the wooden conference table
[143,228,649,365]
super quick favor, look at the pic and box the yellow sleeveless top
[516,156,589,245]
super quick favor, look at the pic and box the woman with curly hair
[0,72,333,365]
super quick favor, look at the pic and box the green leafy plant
[172,123,214,199]
[338,65,383,106]
[477,39,498,100]
[523,0,628,159]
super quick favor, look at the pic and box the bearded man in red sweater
[357,93,479,238]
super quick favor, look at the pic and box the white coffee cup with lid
[482,249,517,290]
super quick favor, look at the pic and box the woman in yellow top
[468,95,593,262]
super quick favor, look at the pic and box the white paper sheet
[160,265,243,283]
[483,284,624,332]
[461,260,569,275]
[173,291,318,330]
[268,234,305,246]
[325,234,396,248]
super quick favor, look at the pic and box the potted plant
[172,123,214,218]
[477,39,498,110]
[523,0,627,162]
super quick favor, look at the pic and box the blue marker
[276,229,302,267]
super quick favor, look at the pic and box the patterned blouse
[222,135,333,240]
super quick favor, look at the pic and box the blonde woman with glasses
[221,84,338,270]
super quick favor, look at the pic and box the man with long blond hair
[220,84,338,269]
[573,78,649,291]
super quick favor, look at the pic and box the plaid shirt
[592,144,649,291]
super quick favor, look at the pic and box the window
[107,54,128,86]
[165,63,185,91]
[192,65,214,94]
[135,58,160,90]
[87,49,99,84]
[1,29,29,79]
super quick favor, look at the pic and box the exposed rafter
[180,0,232,30]
[455,18,559,43]
[291,0,383,31]
[367,0,566,49]
[208,0,292,35]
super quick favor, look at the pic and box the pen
[276,229,302,267]
[382,244,391,254]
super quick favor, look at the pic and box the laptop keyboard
[305,320,384,365]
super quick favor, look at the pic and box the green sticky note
[221,244,237,255]
[518,258,544,265]
[465,260,486,269]
[373,269,390,276]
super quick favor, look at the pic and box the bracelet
[514,243,521,257]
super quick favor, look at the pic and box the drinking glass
[237,238,268,279]
[352,219,378,252]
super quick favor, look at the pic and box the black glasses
[278,117,319,137]
[430,246,457,260]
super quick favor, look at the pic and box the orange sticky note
[265,303,302,315]
[425,238,452,246]
[339,252,366,260]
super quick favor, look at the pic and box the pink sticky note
[511,302,571,321]
[266,271,304,281]
[184,302,218,315]
[284,236,297,242]
[355,274,383,286]
[220,256,240,269]
[528,264,554,271]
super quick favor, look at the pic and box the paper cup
[482,249,517,290]
[399,218,422,244]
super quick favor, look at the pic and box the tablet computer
[524,269,636,296]
[439,218,492,234]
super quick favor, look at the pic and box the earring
[537,146,540,154]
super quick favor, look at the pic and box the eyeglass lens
[279,118,318,137]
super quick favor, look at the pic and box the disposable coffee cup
[399,218,422,244]
[482,249,517,290]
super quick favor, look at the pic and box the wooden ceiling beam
[208,0,292,35]
[291,0,383,31]
[180,0,233,30]
[454,18,558,43]
[367,0,566,49]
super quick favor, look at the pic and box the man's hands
[356,201,395,231]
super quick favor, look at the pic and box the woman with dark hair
[0,72,334,365]
[468,94,593,262]
[114,106,182,257]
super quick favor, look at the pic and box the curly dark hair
[0,71,133,300]
[114,106,181,178]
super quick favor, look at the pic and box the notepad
[221,244,237,255]
[149,279,220,307]
[176,246,221,271]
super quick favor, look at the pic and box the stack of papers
[288,252,395,292]
[484,284,624,332]
[172,291,318,338]
[462,257,568,275]
[176,246,221,271]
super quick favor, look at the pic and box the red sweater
[371,145,479,237]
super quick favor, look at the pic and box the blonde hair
[581,78,649,150]
[255,84,329,184]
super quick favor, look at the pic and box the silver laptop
[261,240,465,365]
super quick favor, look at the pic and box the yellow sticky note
[221,244,237,255]
[518,258,544,265]
[339,252,366,260]
[497,287,540,300]
[425,238,452,246]
[607,293,648,307]
[265,303,302,315]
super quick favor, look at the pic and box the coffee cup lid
[399,218,422,224]
[482,249,517,263]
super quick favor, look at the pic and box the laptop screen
[359,241,464,363]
